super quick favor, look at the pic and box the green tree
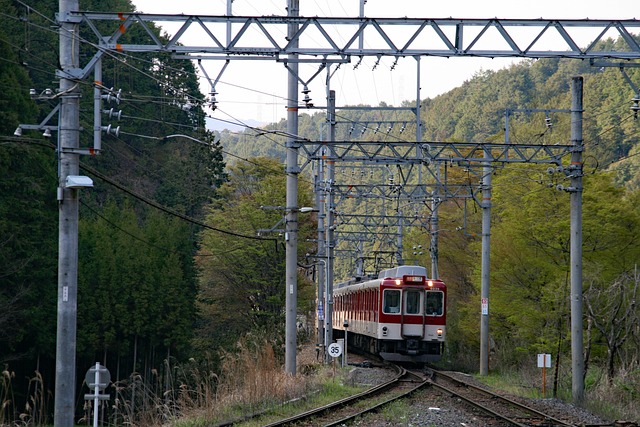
[468,166,640,370]
[196,158,315,362]
[0,0,58,363]
[78,201,198,368]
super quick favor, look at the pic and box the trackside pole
[284,0,300,376]
[55,1,81,425]
[570,76,584,404]
[479,148,492,376]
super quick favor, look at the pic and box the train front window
[405,290,421,314]
[425,291,444,316]
[383,289,401,314]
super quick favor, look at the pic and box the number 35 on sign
[328,342,342,358]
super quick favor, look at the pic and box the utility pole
[324,90,336,362]
[284,0,300,376]
[315,153,326,357]
[430,165,440,279]
[479,147,492,376]
[570,76,584,404]
[55,0,81,425]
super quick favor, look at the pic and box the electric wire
[8,109,254,255]
[79,161,278,243]
[8,133,279,246]
[7,4,421,151]
[79,199,185,254]
[10,2,640,234]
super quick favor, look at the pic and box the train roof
[334,265,432,293]
[378,265,428,279]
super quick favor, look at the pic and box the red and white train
[332,265,446,363]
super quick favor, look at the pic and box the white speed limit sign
[328,342,342,358]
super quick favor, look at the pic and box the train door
[401,289,425,338]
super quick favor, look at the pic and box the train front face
[377,274,446,363]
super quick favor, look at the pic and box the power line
[10,138,279,244]
[79,162,277,243]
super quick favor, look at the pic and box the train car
[332,265,446,363]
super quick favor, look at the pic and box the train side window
[425,291,444,316]
[405,290,421,314]
[383,289,401,314]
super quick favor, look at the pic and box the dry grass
[1,367,49,427]
[584,366,640,423]
[1,340,320,427]
[173,339,317,426]
[476,363,640,424]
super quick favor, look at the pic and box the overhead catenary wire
[80,162,279,243]
[8,137,280,246]
[10,2,640,222]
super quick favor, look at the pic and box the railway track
[218,360,634,427]
[219,363,426,427]
[426,368,575,426]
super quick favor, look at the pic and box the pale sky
[130,0,638,127]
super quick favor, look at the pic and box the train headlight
[427,280,433,287]
[437,328,443,337]
[395,279,402,285]
[382,326,388,336]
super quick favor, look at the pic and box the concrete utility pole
[430,165,440,279]
[479,148,492,376]
[284,0,300,376]
[570,76,584,404]
[315,153,326,356]
[324,90,336,362]
[55,0,81,425]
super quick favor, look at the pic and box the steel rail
[259,364,407,427]
[429,370,575,427]
[323,370,428,427]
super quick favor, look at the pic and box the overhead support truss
[299,141,574,168]
[71,13,640,62]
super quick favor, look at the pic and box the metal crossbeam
[333,212,430,229]
[328,182,476,202]
[300,141,572,169]
[72,13,640,61]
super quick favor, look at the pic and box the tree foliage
[195,158,316,361]
[0,0,225,421]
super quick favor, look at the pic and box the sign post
[328,342,342,377]
[343,320,349,367]
[537,354,551,397]
[84,363,111,427]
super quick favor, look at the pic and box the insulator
[101,88,121,105]
[101,124,120,137]
[103,108,122,120]
[631,96,640,118]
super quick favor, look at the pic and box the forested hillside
[2,1,640,424]
[0,0,229,423]
[223,51,640,190]
[219,39,640,416]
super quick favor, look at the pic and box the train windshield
[425,291,444,316]
[383,289,401,314]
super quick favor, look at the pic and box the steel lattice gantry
[306,140,574,264]
[298,140,574,167]
[68,13,640,64]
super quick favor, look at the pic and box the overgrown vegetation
[475,364,640,422]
